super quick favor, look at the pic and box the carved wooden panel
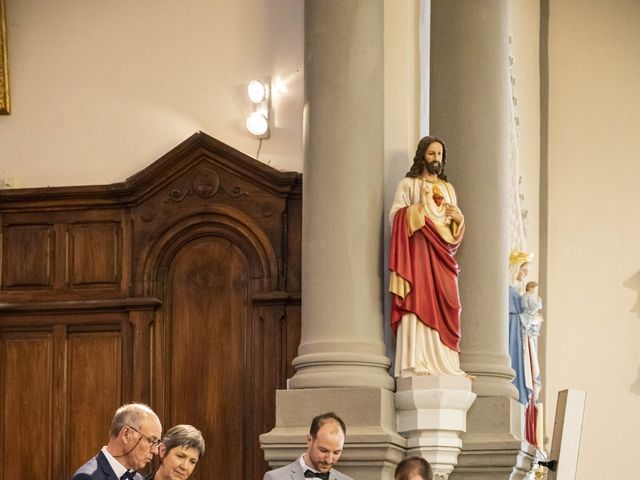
[250,303,287,479]
[66,331,122,476]
[0,333,53,480]
[0,132,301,480]
[67,222,121,288]
[2,224,54,289]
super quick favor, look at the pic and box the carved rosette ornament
[261,203,276,217]
[140,208,156,223]
[188,266,218,289]
[165,168,249,203]
[192,169,220,198]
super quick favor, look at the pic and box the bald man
[70,403,162,480]
[264,412,352,480]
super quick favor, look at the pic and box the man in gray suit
[70,403,162,480]
[264,412,352,480]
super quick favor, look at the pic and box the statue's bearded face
[424,159,442,175]
[423,141,444,175]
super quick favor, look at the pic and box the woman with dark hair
[394,456,433,480]
[145,425,205,480]
[389,136,466,377]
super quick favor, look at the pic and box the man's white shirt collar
[101,446,130,479]
[300,454,318,473]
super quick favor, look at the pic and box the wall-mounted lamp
[246,111,269,137]
[248,80,267,103]
[246,79,270,138]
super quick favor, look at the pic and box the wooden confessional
[0,132,302,480]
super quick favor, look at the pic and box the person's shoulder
[69,463,98,480]
[393,177,418,197]
[70,453,104,479]
[263,460,298,480]
[438,178,455,189]
[70,474,94,480]
[331,468,354,480]
[396,176,416,187]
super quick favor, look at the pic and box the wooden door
[163,236,249,480]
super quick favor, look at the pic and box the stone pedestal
[450,397,536,480]
[260,388,407,480]
[395,376,476,479]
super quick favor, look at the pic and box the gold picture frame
[0,0,10,115]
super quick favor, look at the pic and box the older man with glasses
[70,403,162,480]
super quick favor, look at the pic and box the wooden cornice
[0,297,162,315]
[0,131,302,211]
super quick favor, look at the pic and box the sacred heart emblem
[432,186,444,207]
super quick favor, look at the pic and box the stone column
[290,0,392,393]
[429,1,535,478]
[261,2,405,478]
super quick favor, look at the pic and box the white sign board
[547,389,587,480]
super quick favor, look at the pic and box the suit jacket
[263,459,352,480]
[70,450,144,480]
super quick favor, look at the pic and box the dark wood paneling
[67,222,121,288]
[0,333,53,480]
[2,224,54,289]
[165,237,248,480]
[66,332,122,476]
[0,133,301,480]
[251,303,285,480]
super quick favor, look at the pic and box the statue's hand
[420,182,432,206]
[445,204,463,223]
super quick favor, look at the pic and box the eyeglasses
[126,425,162,449]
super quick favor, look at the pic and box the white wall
[0,0,304,188]
[547,1,640,478]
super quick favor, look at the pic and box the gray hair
[109,403,157,438]
[163,424,205,458]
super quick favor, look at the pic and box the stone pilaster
[430,1,535,477]
[290,0,392,392]
[261,2,406,479]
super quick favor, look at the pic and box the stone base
[260,387,407,480]
[450,397,536,480]
[395,375,476,479]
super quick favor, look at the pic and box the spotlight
[246,79,270,138]
[248,80,267,104]
[246,111,269,137]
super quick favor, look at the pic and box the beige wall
[494,1,640,477]
[509,0,541,282]
[547,1,640,478]
[0,0,304,187]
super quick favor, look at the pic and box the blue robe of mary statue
[509,285,529,405]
